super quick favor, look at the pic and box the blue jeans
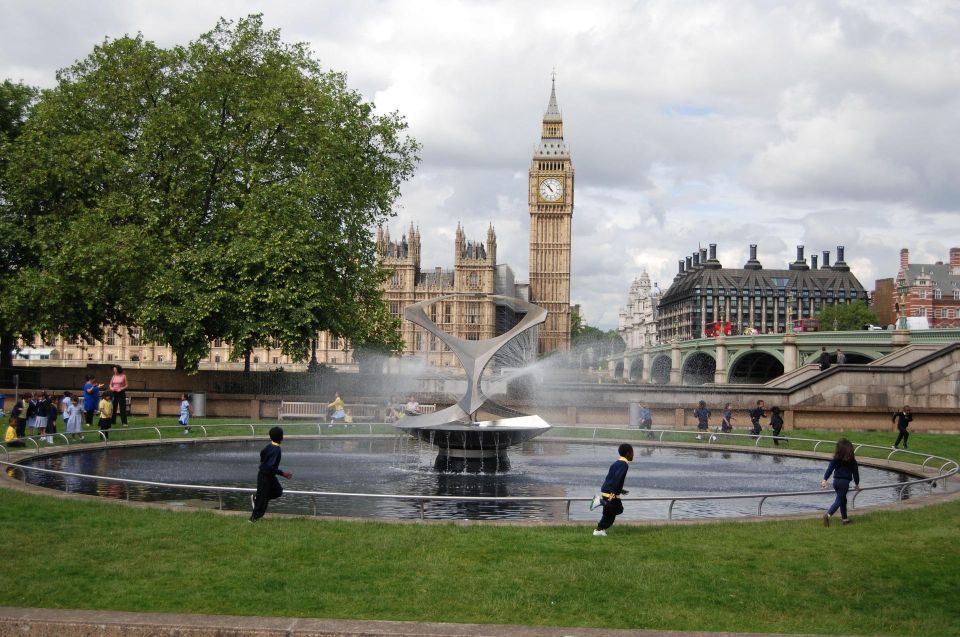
[828,478,851,519]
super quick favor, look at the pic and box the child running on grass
[820,438,860,526]
[591,443,633,537]
[249,426,293,523]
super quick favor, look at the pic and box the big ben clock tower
[529,77,573,354]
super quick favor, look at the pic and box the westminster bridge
[608,329,960,385]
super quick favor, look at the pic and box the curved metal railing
[1,424,956,521]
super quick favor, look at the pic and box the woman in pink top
[110,365,129,426]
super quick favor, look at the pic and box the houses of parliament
[16,81,575,370]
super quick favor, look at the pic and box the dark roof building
[658,244,867,341]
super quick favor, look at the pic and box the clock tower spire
[529,76,574,354]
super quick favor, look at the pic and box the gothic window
[918,290,927,300]
[129,329,141,346]
[105,331,116,346]
[390,272,400,287]
[414,332,423,351]
[390,302,400,316]
[444,304,452,324]
[330,336,341,349]
[954,290,960,301]
[934,288,942,300]
[467,303,480,324]
[469,272,478,287]
[213,338,223,348]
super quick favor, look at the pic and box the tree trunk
[244,349,251,373]
[0,330,14,371]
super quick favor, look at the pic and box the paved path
[0,607,874,637]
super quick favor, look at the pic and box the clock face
[538,177,564,202]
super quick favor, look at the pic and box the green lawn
[2,426,959,635]
[2,487,958,635]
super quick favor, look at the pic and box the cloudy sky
[3,1,959,329]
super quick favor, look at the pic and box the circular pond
[12,436,927,521]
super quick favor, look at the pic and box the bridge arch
[629,358,643,381]
[613,360,624,379]
[729,351,784,384]
[650,355,672,384]
[681,352,716,386]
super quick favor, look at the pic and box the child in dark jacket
[592,443,633,536]
[820,438,860,526]
[249,426,293,522]
[770,406,784,446]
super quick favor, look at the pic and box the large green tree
[0,79,38,369]
[3,15,419,370]
[816,300,880,332]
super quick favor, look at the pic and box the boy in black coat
[592,443,634,536]
[250,426,293,522]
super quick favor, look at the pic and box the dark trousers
[894,426,909,448]
[99,416,113,440]
[597,496,624,531]
[772,426,783,445]
[251,471,283,520]
[84,409,96,426]
[827,478,851,519]
[113,391,128,426]
[750,421,761,437]
[15,418,25,438]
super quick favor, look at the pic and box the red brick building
[894,248,960,328]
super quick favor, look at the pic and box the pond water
[13,437,922,521]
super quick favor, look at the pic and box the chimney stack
[790,245,809,270]
[822,250,831,269]
[692,252,701,268]
[744,244,762,270]
[811,254,818,269]
[949,248,960,275]
[686,256,693,272]
[832,245,849,271]
[700,247,708,264]
[678,260,685,274]
[704,243,722,269]
[900,248,910,270]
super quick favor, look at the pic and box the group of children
[5,388,116,444]
[685,399,784,443]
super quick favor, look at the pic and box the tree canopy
[0,80,38,368]
[816,300,880,332]
[1,15,419,370]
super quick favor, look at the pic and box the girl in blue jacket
[820,438,860,526]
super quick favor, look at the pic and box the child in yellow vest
[98,391,115,440]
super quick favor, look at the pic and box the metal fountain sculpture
[393,294,551,471]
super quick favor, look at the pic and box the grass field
[3,424,959,635]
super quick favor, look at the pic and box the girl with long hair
[820,438,861,526]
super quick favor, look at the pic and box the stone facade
[894,247,960,328]
[618,271,661,349]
